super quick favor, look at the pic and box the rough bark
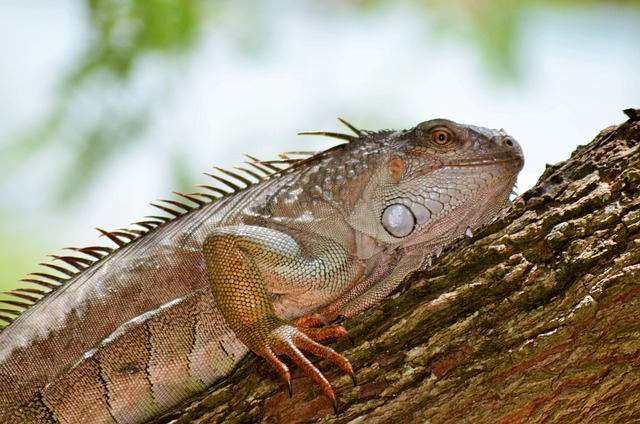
[157,109,640,424]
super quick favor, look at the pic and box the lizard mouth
[413,154,524,178]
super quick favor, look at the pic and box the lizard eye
[432,129,452,145]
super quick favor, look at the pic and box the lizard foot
[293,312,330,327]
[256,322,356,413]
[293,314,354,346]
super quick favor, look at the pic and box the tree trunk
[157,109,640,424]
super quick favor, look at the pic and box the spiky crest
[0,122,367,330]
[297,117,363,142]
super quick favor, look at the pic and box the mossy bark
[156,109,640,424]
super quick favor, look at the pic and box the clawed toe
[293,312,330,327]
[300,324,355,347]
[258,323,356,413]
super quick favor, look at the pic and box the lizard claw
[334,314,347,324]
[344,329,355,348]
[300,323,354,347]
[256,322,355,412]
[261,346,293,396]
[297,325,356,384]
[330,393,338,414]
[293,312,330,327]
[348,367,358,387]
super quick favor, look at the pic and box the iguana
[0,118,524,423]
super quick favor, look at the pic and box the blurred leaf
[0,0,204,206]
[73,0,201,81]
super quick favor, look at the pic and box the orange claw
[261,346,293,397]
[293,312,330,327]
[294,332,358,387]
[280,340,340,413]
[300,324,355,347]
[258,323,357,414]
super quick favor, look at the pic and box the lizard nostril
[504,137,514,147]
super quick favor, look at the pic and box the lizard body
[0,118,523,423]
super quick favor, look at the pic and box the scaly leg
[203,225,359,411]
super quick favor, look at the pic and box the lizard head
[348,118,524,251]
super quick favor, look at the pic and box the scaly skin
[0,118,523,423]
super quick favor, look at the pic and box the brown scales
[0,119,366,329]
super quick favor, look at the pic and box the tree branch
[157,109,640,424]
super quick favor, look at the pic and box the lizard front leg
[202,225,359,411]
